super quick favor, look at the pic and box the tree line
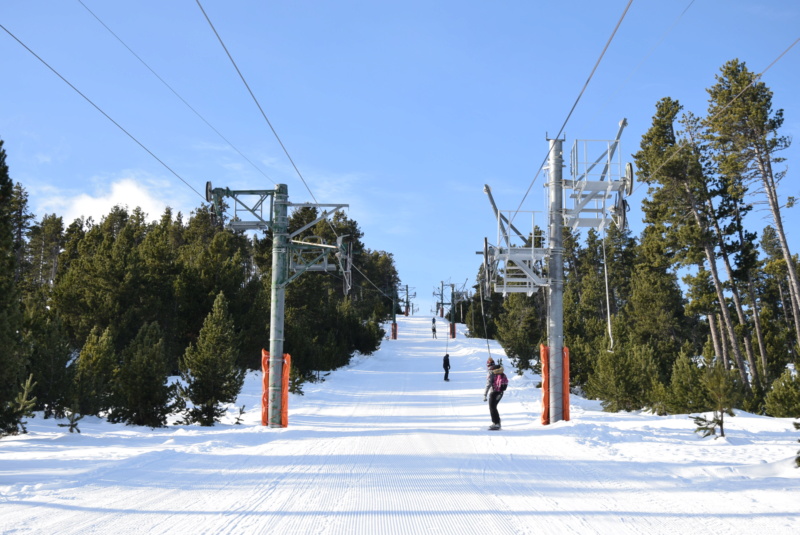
[455,60,800,435]
[0,152,398,434]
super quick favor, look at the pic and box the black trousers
[444,368,449,381]
[489,391,504,425]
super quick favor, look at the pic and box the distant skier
[483,357,506,430]
[432,317,437,339]
[443,353,450,381]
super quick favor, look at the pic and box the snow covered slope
[2,315,798,534]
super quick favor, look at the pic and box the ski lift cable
[0,23,206,202]
[508,0,633,228]
[584,0,696,130]
[197,1,398,304]
[194,0,317,203]
[77,0,275,184]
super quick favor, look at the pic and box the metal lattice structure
[206,182,351,427]
[479,119,634,424]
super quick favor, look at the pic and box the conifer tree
[20,299,73,418]
[22,214,64,295]
[465,267,503,341]
[586,343,662,412]
[109,322,173,428]
[9,182,34,285]
[705,59,799,349]
[764,368,800,418]
[635,97,750,389]
[180,292,244,426]
[495,293,543,373]
[666,351,709,414]
[0,139,25,433]
[74,326,116,416]
[1,375,36,436]
[623,225,690,381]
[692,359,742,438]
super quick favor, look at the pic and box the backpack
[492,372,508,392]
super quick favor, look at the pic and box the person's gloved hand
[483,397,487,402]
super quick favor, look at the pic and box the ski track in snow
[2,315,799,534]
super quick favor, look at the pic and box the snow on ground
[1,315,798,534]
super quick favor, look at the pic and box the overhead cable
[77,0,273,183]
[195,0,317,203]
[0,23,205,201]
[510,0,634,225]
[196,1,397,304]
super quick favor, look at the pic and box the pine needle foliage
[764,368,800,418]
[109,322,173,428]
[57,410,84,433]
[180,292,244,426]
[74,326,116,416]
[692,360,742,438]
[587,343,662,412]
[666,352,710,415]
[1,374,37,436]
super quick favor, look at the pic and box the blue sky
[2,1,799,314]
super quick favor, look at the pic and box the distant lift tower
[206,182,351,428]
[480,119,633,424]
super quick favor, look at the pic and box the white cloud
[35,175,197,225]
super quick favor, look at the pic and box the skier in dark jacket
[443,353,450,381]
[483,357,504,430]
[432,317,437,339]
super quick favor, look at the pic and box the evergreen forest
[0,149,398,433]
[2,59,800,437]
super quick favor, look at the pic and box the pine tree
[705,59,799,352]
[665,351,709,414]
[20,299,73,418]
[9,182,34,285]
[109,322,173,428]
[22,213,64,295]
[1,374,36,436]
[495,293,543,373]
[635,97,751,390]
[586,343,662,412]
[0,139,25,434]
[692,359,742,438]
[180,292,244,426]
[623,224,690,382]
[764,368,800,418]
[73,326,116,416]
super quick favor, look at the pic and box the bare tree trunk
[754,145,800,347]
[746,280,768,385]
[683,184,750,388]
[705,198,759,386]
[704,243,749,388]
[777,277,791,330]
[715,313,730,369]
[708,312,724,366]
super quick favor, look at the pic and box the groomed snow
[2,315,798,534]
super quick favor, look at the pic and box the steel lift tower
[480,119,633,424]
[207,182,351,427]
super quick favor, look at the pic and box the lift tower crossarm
[206,182,352,428]
[288,203,349,239]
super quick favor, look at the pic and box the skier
[431,317,437,339]
[483,357,505,430]
[443,353,450,381]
